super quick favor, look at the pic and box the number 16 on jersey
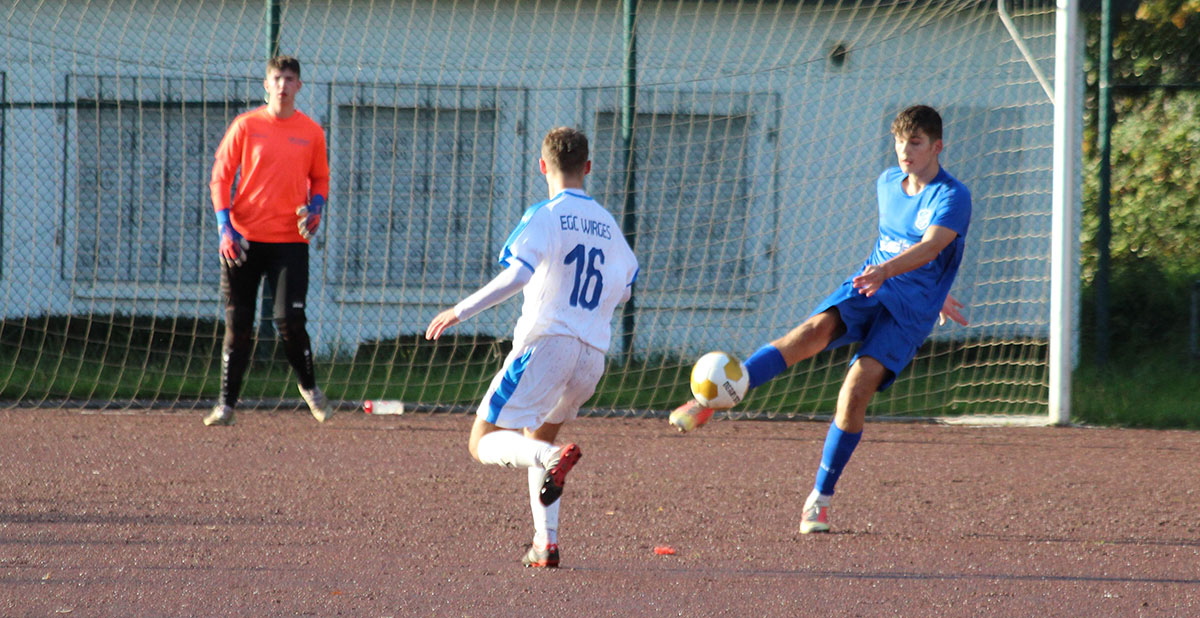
[564,243,604,310]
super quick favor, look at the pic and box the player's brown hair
[267,55,302,78]
[541,127,589,176]
[891,105,942,141]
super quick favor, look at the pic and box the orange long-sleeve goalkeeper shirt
[210,106,330,243]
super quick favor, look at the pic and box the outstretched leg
[672,310,845,433]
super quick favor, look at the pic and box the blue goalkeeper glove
[216,209,248,268]
[296,194,324,240]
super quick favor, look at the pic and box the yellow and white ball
[689,351,749,409]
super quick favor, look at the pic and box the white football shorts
[477,335,606,430]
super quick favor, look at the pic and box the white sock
[529,466,559,547]
[805,488,832,507]
[475,430,554,469]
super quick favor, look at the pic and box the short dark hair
[266,55,301,79]
[891,105,942,141]
[541,127,589,175]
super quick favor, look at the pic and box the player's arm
[852,224,958,297]
[425,263,534,340]
[209,123,241,212]
[297,128,331,240]
[209,122,248,267]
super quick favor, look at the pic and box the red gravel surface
[1,409,1197,616]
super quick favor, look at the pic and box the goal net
[1,0,1060,420]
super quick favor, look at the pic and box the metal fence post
[1191,280,1199,360]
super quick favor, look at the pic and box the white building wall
[2,0,1057,359]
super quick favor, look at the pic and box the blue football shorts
[815,292,931,391]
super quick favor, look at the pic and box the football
[689,351,749,409]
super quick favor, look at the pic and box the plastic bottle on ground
[363,400,405,415]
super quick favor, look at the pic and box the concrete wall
[2,0,1061,359]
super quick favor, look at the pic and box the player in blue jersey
[671,105,971,533]
[426,127,639,567]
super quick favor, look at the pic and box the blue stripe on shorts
[486,348,534,424]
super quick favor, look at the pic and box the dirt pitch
[1,408,1197,616]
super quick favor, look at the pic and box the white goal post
[1049,0,1081,425]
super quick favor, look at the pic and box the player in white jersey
[425,127,638,568]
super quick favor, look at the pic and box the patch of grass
[3,314,1196,428]
[1072,352,1200,429]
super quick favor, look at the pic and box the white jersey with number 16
[498,189,639,352]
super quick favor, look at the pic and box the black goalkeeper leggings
[218,242,316,407]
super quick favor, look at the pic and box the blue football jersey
[863,166,971,330]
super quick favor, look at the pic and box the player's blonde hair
[891,105,942,141]
[541,127,589,176]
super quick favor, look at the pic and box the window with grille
[585,87,778,309]
[69,75,252,289]
[332,103,497,289]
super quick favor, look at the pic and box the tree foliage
[1082,0,1200,282]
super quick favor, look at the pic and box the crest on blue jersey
[915,208,933,231]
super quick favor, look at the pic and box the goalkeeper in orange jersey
[205,55,332,426]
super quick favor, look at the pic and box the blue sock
[745,344,787,390]
[813,421,862,495]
